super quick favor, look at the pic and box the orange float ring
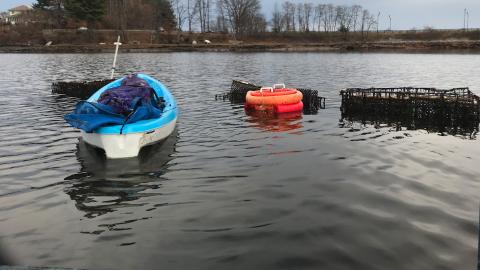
[246,89,303,106]
[274,101,304,113]
[245,104,275,111]
[250,89,297,96]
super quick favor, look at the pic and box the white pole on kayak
[110,35,122,79]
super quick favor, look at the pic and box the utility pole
[467,9,470,31]
[388,15,391,31]
[464,8,466,31]
[377,12,380,33]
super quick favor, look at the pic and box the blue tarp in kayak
[65,74,163,133]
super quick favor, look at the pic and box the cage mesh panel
[52,79,115,99]
[340,87,480,137]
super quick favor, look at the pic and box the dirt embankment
[3,27,480,53]
[2,40,480,53]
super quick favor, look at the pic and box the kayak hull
[82,117,176,158]
[79,73,178,159]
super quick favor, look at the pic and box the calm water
[0,52,479,269]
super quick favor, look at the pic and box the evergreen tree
[33,0,66,27]
[33,0,54,9]
[64,0,105,26]
[149,0,177,31]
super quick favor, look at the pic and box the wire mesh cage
[215,80,326,114]
[340,87,480,137]
[52,79,115,99]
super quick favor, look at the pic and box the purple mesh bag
[98,74,154,115]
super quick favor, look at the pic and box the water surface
[0,52,479,269]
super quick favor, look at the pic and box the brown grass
[1,25,480,47]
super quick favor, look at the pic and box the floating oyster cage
[215,80,326,114]
[340,87,480,137]
[52,79,115,99]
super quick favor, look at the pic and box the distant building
[0,12,8,23]
[6,5,33,25]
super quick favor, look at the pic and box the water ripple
[0,53,478,270]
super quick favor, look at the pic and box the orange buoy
[274,101,304,114]
[245,84,303,114]
[250,89,297,96]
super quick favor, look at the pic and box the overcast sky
[1,0,480,30]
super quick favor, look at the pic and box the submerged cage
[340,87,480,136]
[52,79,115,99]
[216,80,326,114]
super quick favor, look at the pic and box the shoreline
[2,40,480,53]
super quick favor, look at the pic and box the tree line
[32,0,177,30]
[271,2,377,34]
[28,0,378,37]
[143,0,266,35]
[168,0,378,36]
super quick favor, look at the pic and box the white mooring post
[110,35,122,79]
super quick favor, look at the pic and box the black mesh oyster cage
[340,87,480,137]
[52,79,115,99]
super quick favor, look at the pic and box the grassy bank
[2,40,480,53]
[2,27,480,53]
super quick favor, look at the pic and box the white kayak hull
[81,118,176,159]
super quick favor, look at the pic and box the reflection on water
[245,110,303,132]
[65,132,177,218]
[339,116,478,140]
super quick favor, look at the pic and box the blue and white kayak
[79,74,177,159]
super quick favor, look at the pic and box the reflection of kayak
[75,129,177,177]
[64,132,177,217]
[246,110,303,132]
[245,84,304,113]
[65,74,177,159]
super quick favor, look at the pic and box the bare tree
[186,0,197,32]
[364,13,376,39]
[215,0,228,32]
[207,0,211,31]
[335,5,345,31]
[290,2,296,31]
[281,1,292,31]
[219,0,262,36]
[171,0,187,31]
[351,5,362,31]
[250,12,267,33]
[360,9,375,38]
[303,3,313,32]
[281,1,295,31]
[196,0,205,32]
[314,4,326,32]
[271,2,282,33]
[313,4,319,31]
[324,4,335,32]
[344,6,355,31]
[296,3,304,32]
[196,0,211,32]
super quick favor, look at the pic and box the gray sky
[1,0,480,30]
